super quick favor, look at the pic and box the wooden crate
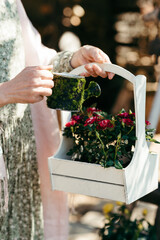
[48,63,159,204]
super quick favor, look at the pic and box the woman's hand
[70,45,114,79]
[0,65,53,107]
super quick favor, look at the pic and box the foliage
[99,203,157,240]
[63,107,159,169]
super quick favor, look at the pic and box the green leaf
[96,131,100,138]
[88,131,92,136]
[107,160,114,166]
[148,138,160,144]
[114,160,123,169]
[122,135,128,140]
[120,108,126,113]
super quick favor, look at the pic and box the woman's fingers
[22,76,54,89]
[28,95,44,104]
[6,66,55,104]
[91,49,111,63]
[35,70,53,79]
[91,64,108,78]
[84,63,115,79]
[33,95,44,103]
[40,79,54,88]
[98,50,111,63]
[27,69,53,79]
[29,65,53,71]
[108,72,114,80]
[23,67,54,88]
[34,87,53,97]
[25,86,52,104]
[72,45,115,79]
[84,64,98,77]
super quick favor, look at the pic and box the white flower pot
[48,63,159,204]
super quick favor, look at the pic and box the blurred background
[22,0,160,119]
[22,0,160,131]
[22,0,160,239]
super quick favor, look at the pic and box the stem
[95,130,107,158]
[114,132,121,161]
[126,126,134,135]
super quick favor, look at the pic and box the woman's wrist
[70,51,80,69]
[52,51,74,73]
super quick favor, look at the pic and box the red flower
[84,116,99,126]
[130,113,135,117]
[65,120,76,127]
[118,112,135,119]
[71,115,83,122]
[118,112,129,118]
[122,118,134,126]
[87,107,102,117]
[145,120,151,126]
[97,120,114,130]
[87,107,101,113]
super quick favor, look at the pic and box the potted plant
[48,63,160,204]
[99,202,157,240]
[63,107,159,169]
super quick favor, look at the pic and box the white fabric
[16,1,69,239]
[0,146,5,180]
[0,145,8,214]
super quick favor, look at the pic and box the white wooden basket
[48,63,159,204]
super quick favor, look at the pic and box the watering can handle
[70,63,147,148]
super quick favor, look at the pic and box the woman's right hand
[0,65,54,107]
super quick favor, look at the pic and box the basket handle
[70,63,148,148]
[70,63,135,83]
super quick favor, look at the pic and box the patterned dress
[0,1,73,239]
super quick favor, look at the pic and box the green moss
[47,73,101,111]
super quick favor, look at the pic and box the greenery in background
[99,202,157,240]
[63,107,159,169]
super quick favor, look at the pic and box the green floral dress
[0,1,73,239]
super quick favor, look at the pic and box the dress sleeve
[16,0,74,72]
[51,51,74,73]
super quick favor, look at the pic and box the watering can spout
[84,81,101,101]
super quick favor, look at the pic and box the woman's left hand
[70,45,114,79]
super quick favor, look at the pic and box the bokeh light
[70,16,81,26]
[72,5,85,17]
[63,7,72,17]
[62,17,71,27]
[39,4,53,15]
[58,31,81,51]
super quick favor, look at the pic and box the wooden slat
[49,157,124,185]
[51,174,126,202]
